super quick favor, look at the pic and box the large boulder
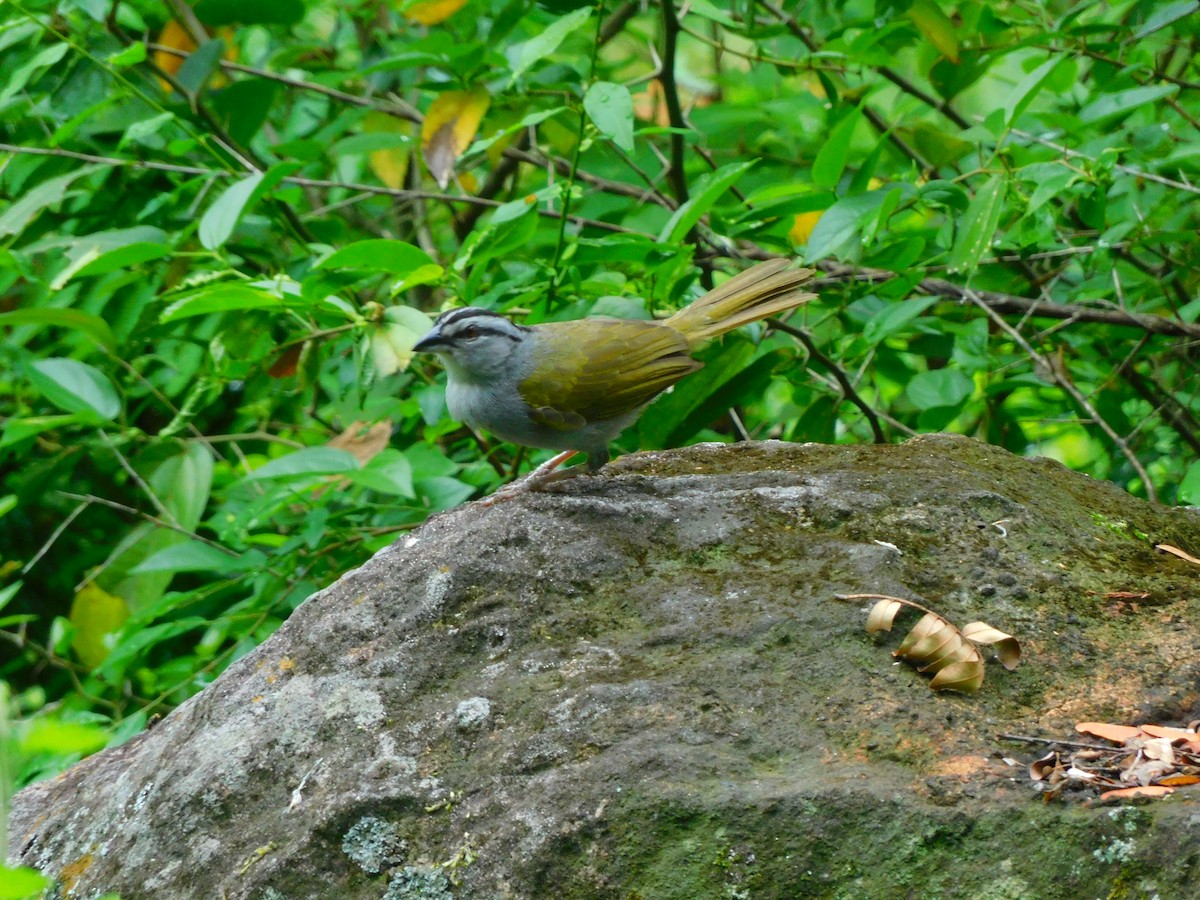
[9,435,1200,898]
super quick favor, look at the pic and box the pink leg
[483,450,581,506]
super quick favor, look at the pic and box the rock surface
[9,435,1200,898]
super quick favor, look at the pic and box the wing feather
[519,319,699,426]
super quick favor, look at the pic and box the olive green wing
[519,319,701,429]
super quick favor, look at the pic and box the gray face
[413,307,529,380]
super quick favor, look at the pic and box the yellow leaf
[153,20,237,92]
[421,89,490,188]
[364,111,411,189]
[69,582,129,669]
[789,211,823,246]
[908,0,959,63]
[403,0,469,25]
[153,20,194,79]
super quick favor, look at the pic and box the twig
[960,287,1158,503]
[658,0,690,204]
[997,733,1120,751]
[768,320,887,443]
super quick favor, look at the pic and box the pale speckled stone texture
[8,436,1200,899]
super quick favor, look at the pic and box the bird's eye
[461,325,480,340]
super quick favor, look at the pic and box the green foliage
[0,0,1198,841]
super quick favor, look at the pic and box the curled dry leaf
[1156,543,1200,566]
[1029,751,1062,782]
[960,622,1022,670]
[851,594,1018,693]
[865,598,903,633]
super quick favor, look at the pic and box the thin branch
[1005,125,1200,197]
[768,320,888,443]
[658,0,690,203]
[960,287,1158,503]
[0,143,647,236]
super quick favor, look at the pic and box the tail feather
[666,260,817,347]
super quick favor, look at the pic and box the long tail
[666,259,817,348]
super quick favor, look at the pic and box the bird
[412,259,817,495]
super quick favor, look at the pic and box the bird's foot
[483,451,584,506]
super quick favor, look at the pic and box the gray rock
[9,437,1200,898]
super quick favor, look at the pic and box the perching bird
[413,259,816,491]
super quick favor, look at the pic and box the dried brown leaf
[1029,751,1061,782]
[1141,737,1175,763]
[328,421,392,465]
[894,612,945,657]
[1158,774,1200,787]
[1139,724,1200,752]
[928,659,984,693]
[865,599,903,634]
[1099,785,1173,801]
[1156,543,1200,566]
[1075,722,1141,745]
[917,632,977,674]
[961,621,1022,670]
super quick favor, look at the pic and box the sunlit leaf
[908,0,958,62]
[421,88,490,188]
[69,582,129,669]
[402,0,469,25]
[362,111,411,189]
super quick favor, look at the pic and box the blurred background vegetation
[1,0,1198,869]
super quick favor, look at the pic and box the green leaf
[131,541,251,574]
[1078,84,1179,125]
[0,166,102,239]
[510,8,593,80]
[803,191,889,261]
[95,617,209,683]
[160,284,285,322]
[812,106,862,189]
[19,719,109,756]
[659,160,757,244]
[0,308,117,352]
[947,174,1006,274]
[906,369,974,410]
[1180,460,1200,505]
[246,447,359,480]
[1134,1,1200,39]
[194,0,305,25]
[349,450,416,497]
[49,226,171,288]
[199,172,265,250]
[1004,56,1070,126]
[862,295,939,345]
[175,38,227,94]
[316,239,435,274]
[107,41,147,68]
[907,0,958,62]
[27,358,121,421]
[0,865,50,898]
[584,81,635,152]
[0,41,68,102]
